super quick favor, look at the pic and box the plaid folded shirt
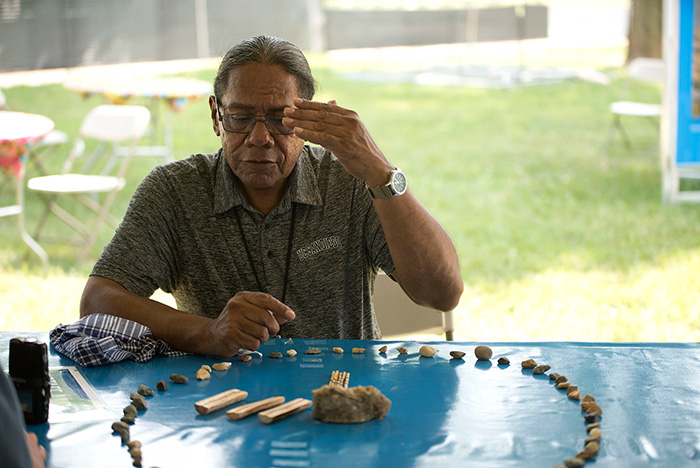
[50,314,191,367]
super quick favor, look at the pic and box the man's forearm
[373,190,464,311]
[80,276,212,354]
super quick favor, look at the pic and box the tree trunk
[627,0,662,61]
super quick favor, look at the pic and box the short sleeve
[91,166,181,297]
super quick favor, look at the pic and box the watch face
[392,172,407,194]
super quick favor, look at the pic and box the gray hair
[214,35,316,101]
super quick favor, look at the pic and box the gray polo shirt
[92,145,394,340]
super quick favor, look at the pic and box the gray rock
[312,385,391,423]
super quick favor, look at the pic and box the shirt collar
[213,146,323,215]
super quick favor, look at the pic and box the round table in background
[64,76,212,161]
[0,110,55,265]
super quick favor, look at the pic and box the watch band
[367,167,406,199]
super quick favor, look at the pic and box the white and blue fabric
[50,314,190,367]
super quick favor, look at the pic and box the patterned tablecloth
[0,111,55,178]
[64,76,212,112]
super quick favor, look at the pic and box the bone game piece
[329,370,350,388]
[258,398,313,424]
[226,396,286,420]
[194,389,248,415]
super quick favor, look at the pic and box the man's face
[209,63,305,201]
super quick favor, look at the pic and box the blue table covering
[2,333,700,468]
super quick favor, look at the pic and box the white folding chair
[373,272,455,341]
[27,105,150,262]
[605,57,664,157]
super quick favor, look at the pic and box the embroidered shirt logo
[296,236,342,261]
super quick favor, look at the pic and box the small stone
[129,448,142,459]
[497,356,510,365]
[352,348,365,354]
[557,382,571,390]
[132,458,142,467]
[196,368,211,380]
[585,435,601,445]
[586,422,601,432]
[120,414,136,425]
[474,345,492,361]
[332,347,344,354]
[588,428,602,440]
[123,404,138,417]
[549,372,560,380]
[450,351,466,360]
[564,457,585,467]
[170,373,188,384]
[419,345,437,357]
[112,421,130,441]
[306,347,322,354]
[212,362,232,371]
[568,390,581,400]
[240,355,252,362]
[584,411,600,423]
[397,347,408,354]
[566,385,578,395]
[581,401,603,415]
[532,364,551,374]
[200,365,212,373]
[554,375,568,385]
[286,349,297,357]
[521,358,537,369]
[584,441,600,453]
[582,394,596,402]
[379,345,388,353]
[156,380,168,391]
[130,393,147,410]
[137,385,154,397]
[126,441,142,450]
[268,352,283,359]
[575,450,596,460]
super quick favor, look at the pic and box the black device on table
[9,337,50,424]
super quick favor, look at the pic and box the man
[80,35,463,357]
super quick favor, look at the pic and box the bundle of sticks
[329,370,350,388]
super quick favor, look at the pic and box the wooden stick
[258,398,312,424]
[226,396,285,420]
[194,388,248,415]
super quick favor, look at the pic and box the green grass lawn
[2,46,699,342]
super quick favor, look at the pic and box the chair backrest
[373,272,454,340]
[62,105,150,175]
[79,105,151,142]
[628,58,665,84]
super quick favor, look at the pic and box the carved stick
[226,396,285,420]
[258,398,312,424]
[194,388,248,415]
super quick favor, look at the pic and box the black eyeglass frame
[214,96,294,135]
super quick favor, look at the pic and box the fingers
[26,432,47,468]
[213,292,295,354]
[243,291,295,323]
[284,98,352,132]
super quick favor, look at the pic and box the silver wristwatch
[367,167,408,199]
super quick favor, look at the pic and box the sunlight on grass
[453,248,700,342]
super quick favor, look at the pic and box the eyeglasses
[215,97,293,135]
